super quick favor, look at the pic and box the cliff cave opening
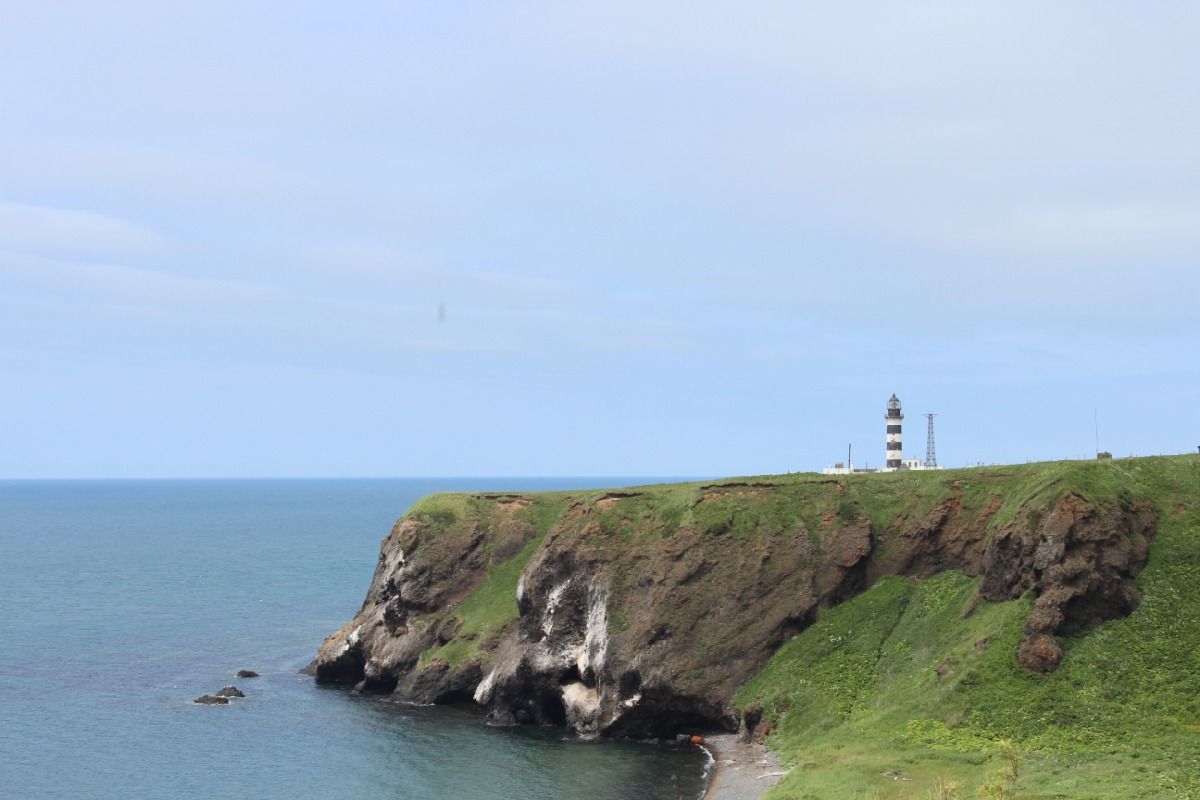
[432,687,475,705]
[603,687,735,739]
[618,669,642,698]
[538,692,568,726]
[557,665,584,686]
[356,672,398,694]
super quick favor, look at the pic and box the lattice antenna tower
[924,413,938,468]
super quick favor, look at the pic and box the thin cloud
[2,251,272,307]
[994,204,1200,254]
[0,137,318,210]
[0,202,169,257]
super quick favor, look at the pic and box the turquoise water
[0,479,708,800]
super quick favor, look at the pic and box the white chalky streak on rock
[337,625,363,656]
[380,549,405,578]
[532,649,560,672]
[516,574,525,604]
[542,581,569,637]
[473,668,497,704]
[577,583,609,678]
[561,681,600,717]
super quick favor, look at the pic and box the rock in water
[193,694,229,705]
[236,669,259,678]
[215,686,245,698]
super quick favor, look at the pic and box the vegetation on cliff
[315,455,1198,798]
[735,456,1199,798]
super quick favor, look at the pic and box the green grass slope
[734,455,1200,799]
[413,493,568,667]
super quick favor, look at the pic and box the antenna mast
[924,413,938,468]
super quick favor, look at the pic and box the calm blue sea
[0,479,709,800]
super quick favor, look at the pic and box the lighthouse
[821,393,942,475]
[885,394,903,471]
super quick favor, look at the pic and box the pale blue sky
[3,2,1198,478]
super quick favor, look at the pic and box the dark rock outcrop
[314,478,1156,738]
[216,686,245,698]
[236,669,259,678]
[977,492,1155,671]
[193,694,229,705]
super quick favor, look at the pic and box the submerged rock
[236,669,259,678]
[193,694,229,705]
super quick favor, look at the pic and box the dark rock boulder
[215,686,245,698]
[193,694,229,705]
[236,669,259,678]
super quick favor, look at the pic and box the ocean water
[0,479,709,800]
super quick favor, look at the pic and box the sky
[2,2,1198,478]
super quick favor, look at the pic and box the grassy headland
[735,455,1199,799]
[323,454,1198,798]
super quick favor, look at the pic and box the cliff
[313,458,1168,742]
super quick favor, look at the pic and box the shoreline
[699,734,784,800]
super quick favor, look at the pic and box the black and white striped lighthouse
[885,394,903,470]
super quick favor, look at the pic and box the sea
[0,479,710,800]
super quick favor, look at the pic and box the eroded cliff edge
[313,465,1156,738]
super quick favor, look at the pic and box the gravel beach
[701,734,785,800]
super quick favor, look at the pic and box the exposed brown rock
[1018,633,1064,672]
[935,657,958,677]
[491,519,536,564]
[980,492,1155,665]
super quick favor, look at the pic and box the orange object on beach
[689,735,705,745]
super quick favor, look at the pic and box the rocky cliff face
[314,472,1156,737]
